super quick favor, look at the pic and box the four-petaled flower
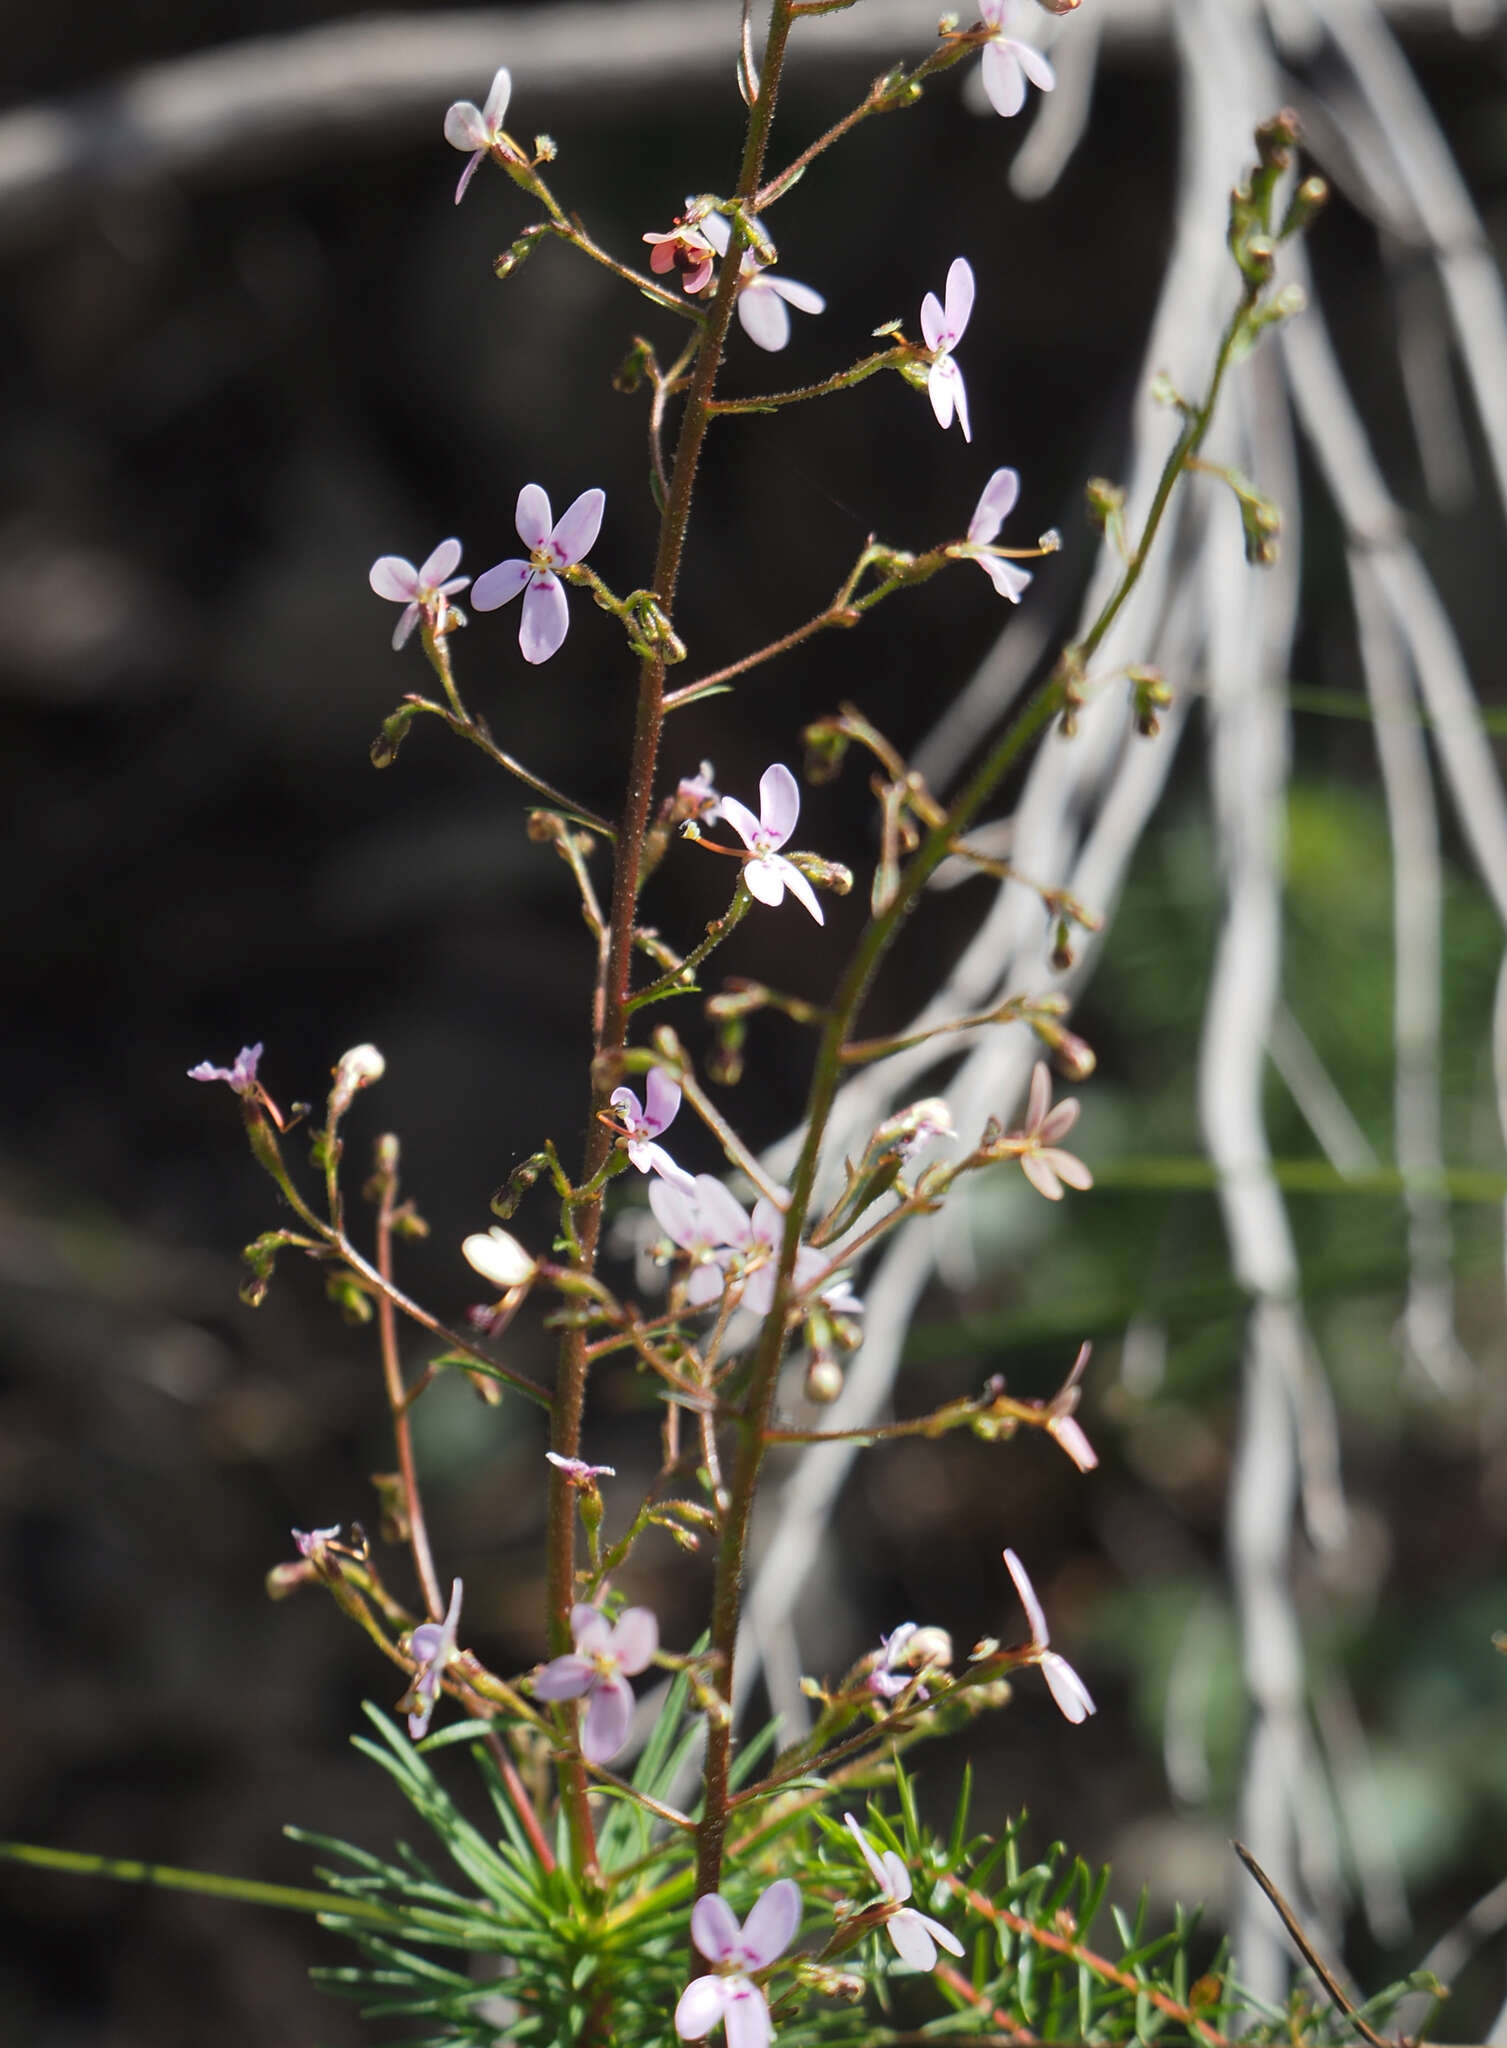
[675,1880,802,2048]
[1009,1061,1093,1201]
[444,66,513,204]
[643,220,718,296]
[188,1043,263,1095]
[920,258,975,442]
[533,1602,658,1764]
[1002,1548,1096,1724]
[720,765,825,925]
[951,468,1033,603]
[369,539,471,651]
[978,1,1057,120]
[472,484,605,664]
[702,212,825,353]
[404,1578,463,1740]
[609,1069,693,1187]
[843,1813,965,1972]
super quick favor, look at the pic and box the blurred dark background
[3,3,1507,2042]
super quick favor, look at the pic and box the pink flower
[404,1578,463,1739]
[920,259,974,442]
[472,484,605,664]
[650,1172,752,1306]
[950,468,1033,603]
[188,1043,263,1095]
[978,1,1056,119]
[702,212,825,353]
[1008,1061,1092,1201]
[843,1814,964,1972]
[643,221,717,296]
[443,66,513,204]
[533,1602,658,1764]
[720,765,824,925]
[368,539,471,651]
[675,1880,802,2048]
[866,1622,923,1701]
[1002,1549,1096,1724]
[608,1069,693,1187]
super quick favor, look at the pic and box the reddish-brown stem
[375,1162,444,1621]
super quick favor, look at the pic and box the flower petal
[919,289,946,353]
[952,363,972,443]
[740,1877,801,1967]
[1025,1061,1052,1132]
[724,1982,772,2048]
[369,555,420,600]
[691,1892,743,1964]
[1041,1147,1093,1192]
[1016,40,1056,93]
[742,855,787,908]
[739,1264,776,1316]
[1048,1413,1099,1472]
[610,1084,644,1125]
[514,482,554,552]
[582,1672,633,1762]
[737,283,792,353]
[519,571,569,663]
[749,1197,785,1252]
[443,101,487,152]
[532,1652,595,1701]
[1042,1650,1096,1723]
[1037,1096,1080,1144]
[928,357,959,432]
[481,64,512,127]
[976,555,1033,603]
[758,762,800,845]
[844,1813,893,1895]
[923,1910,965,1958]
[944,257,975,340]
[1003,1547,1050,1649]
[610,1606,659,1675]
[694,1176,753,1249]
[718,793,763,852]
[417,537,464,588]
[775,857,825,926]
[391,602,421,650]
[981,40,1027,117]
[968,467,1020,545]
[470,557,532,611]
[644,1067,681,1138]
[700,211,731,257]
[686,1262,728,1306]
[649,1174,700,1248]
[454,149,485,204]
[889,1909,939,1972]
[768,276,825,315]
[550,487,606,566]
[1020,1151,1064,1201]
[880,1850,913,1903]
[571,1602,612,1650]
[676,1974,730,2040]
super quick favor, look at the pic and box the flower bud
[330,1043,385,1120]
[805,1357,845,1404]
[1084,477,1125,531]
[462,1226,538,1292]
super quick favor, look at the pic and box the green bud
[493,221,549,282]
[371,703,420,770]
[612,338,653,395]
[1279,175,1328,242]
[1084,476,1125,531]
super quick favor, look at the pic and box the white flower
[444,66,513,204]
[978,2,1056,120]
[462,1226,538,1291]
[920,258,975,441]
[719,764,824,924]
[702,211,825,353]
[368,539,470,651]
[843,1813,964,1971]
[950,468,1033,603]
[1002,1548,1096,1723]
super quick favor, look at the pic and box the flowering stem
[840,992,1035,1063]
[373,1142,445,1622]
[542,0,802,1895]
[694,271,1271,1897]
[753,36,976,209]
[622,890,751,1014]
[706,346,904,415]
[404,675,614,836]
